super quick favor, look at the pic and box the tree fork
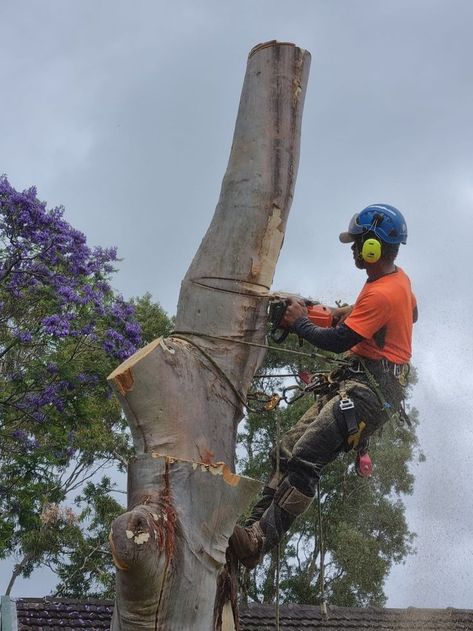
[108,41,311,630]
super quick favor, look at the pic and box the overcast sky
[1,0,473,609]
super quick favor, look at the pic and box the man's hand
[280,297,308,328]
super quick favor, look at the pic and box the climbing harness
[338,382,359,440]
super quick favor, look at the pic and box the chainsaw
[268,296,333,343]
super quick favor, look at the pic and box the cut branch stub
[108,336,243,464]
[109,455,260,631]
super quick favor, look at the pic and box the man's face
[351,239,366,269]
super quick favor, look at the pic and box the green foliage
[1,288,173,596]
[52,478,124,599]
[238,334,423,607]
[44,294,174,598]
[131,292,175,344]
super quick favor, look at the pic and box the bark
[5,553,32,596]
[108,41,311,631]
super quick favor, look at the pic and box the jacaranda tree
[0,175,142,593]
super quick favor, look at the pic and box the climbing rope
[172,330,349,415]
[316,481,328,617]
[172,330,349,364]
[271,406,328,624]
[275,411,281,631]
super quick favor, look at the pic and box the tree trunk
[5,553,32,596]
[108,41,311,631]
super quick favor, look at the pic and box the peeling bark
[108,41,311,630]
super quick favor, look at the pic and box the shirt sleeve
[343,286,391,339]
[292,319,364,353]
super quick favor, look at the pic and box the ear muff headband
[361,238,382,263]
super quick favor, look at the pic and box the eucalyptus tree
[107,42,311,631]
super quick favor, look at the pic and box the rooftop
[1,597,471,631]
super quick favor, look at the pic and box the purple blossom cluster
[16,381,73,412]
[0,176,143,451]
[41,313,75,337]
[1,196,100,286]
[0,176,141,359]
[13,329,33,343]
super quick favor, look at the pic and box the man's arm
[293,318,364,353]
[283,298,363,353]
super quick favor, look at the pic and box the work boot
[229,521,264,570]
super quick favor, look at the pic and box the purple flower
[14,330,33,343]
[11,429,40,451]
[77,373,99,385]
[56,285,79,304]
[12,429,27,441]
[41,314,73,337]
[32,411,46,423]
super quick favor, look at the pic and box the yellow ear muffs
[361,238,382,263]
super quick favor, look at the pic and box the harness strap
[338,382,359,437]
[338,381,367,451]
[357,358,407,425]
[347,421,366,450]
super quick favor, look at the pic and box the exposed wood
[108,41,311,630]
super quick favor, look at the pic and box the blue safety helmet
[339,204,408,245]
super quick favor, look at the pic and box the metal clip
[398,364,410,387]
[348,360,365,374]
[282,385,306,405]
[339,397,355,412]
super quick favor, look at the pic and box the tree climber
[230,204,418,569]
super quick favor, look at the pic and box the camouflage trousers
[247,364,405,524]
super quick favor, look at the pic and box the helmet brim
[339,231,355,243]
